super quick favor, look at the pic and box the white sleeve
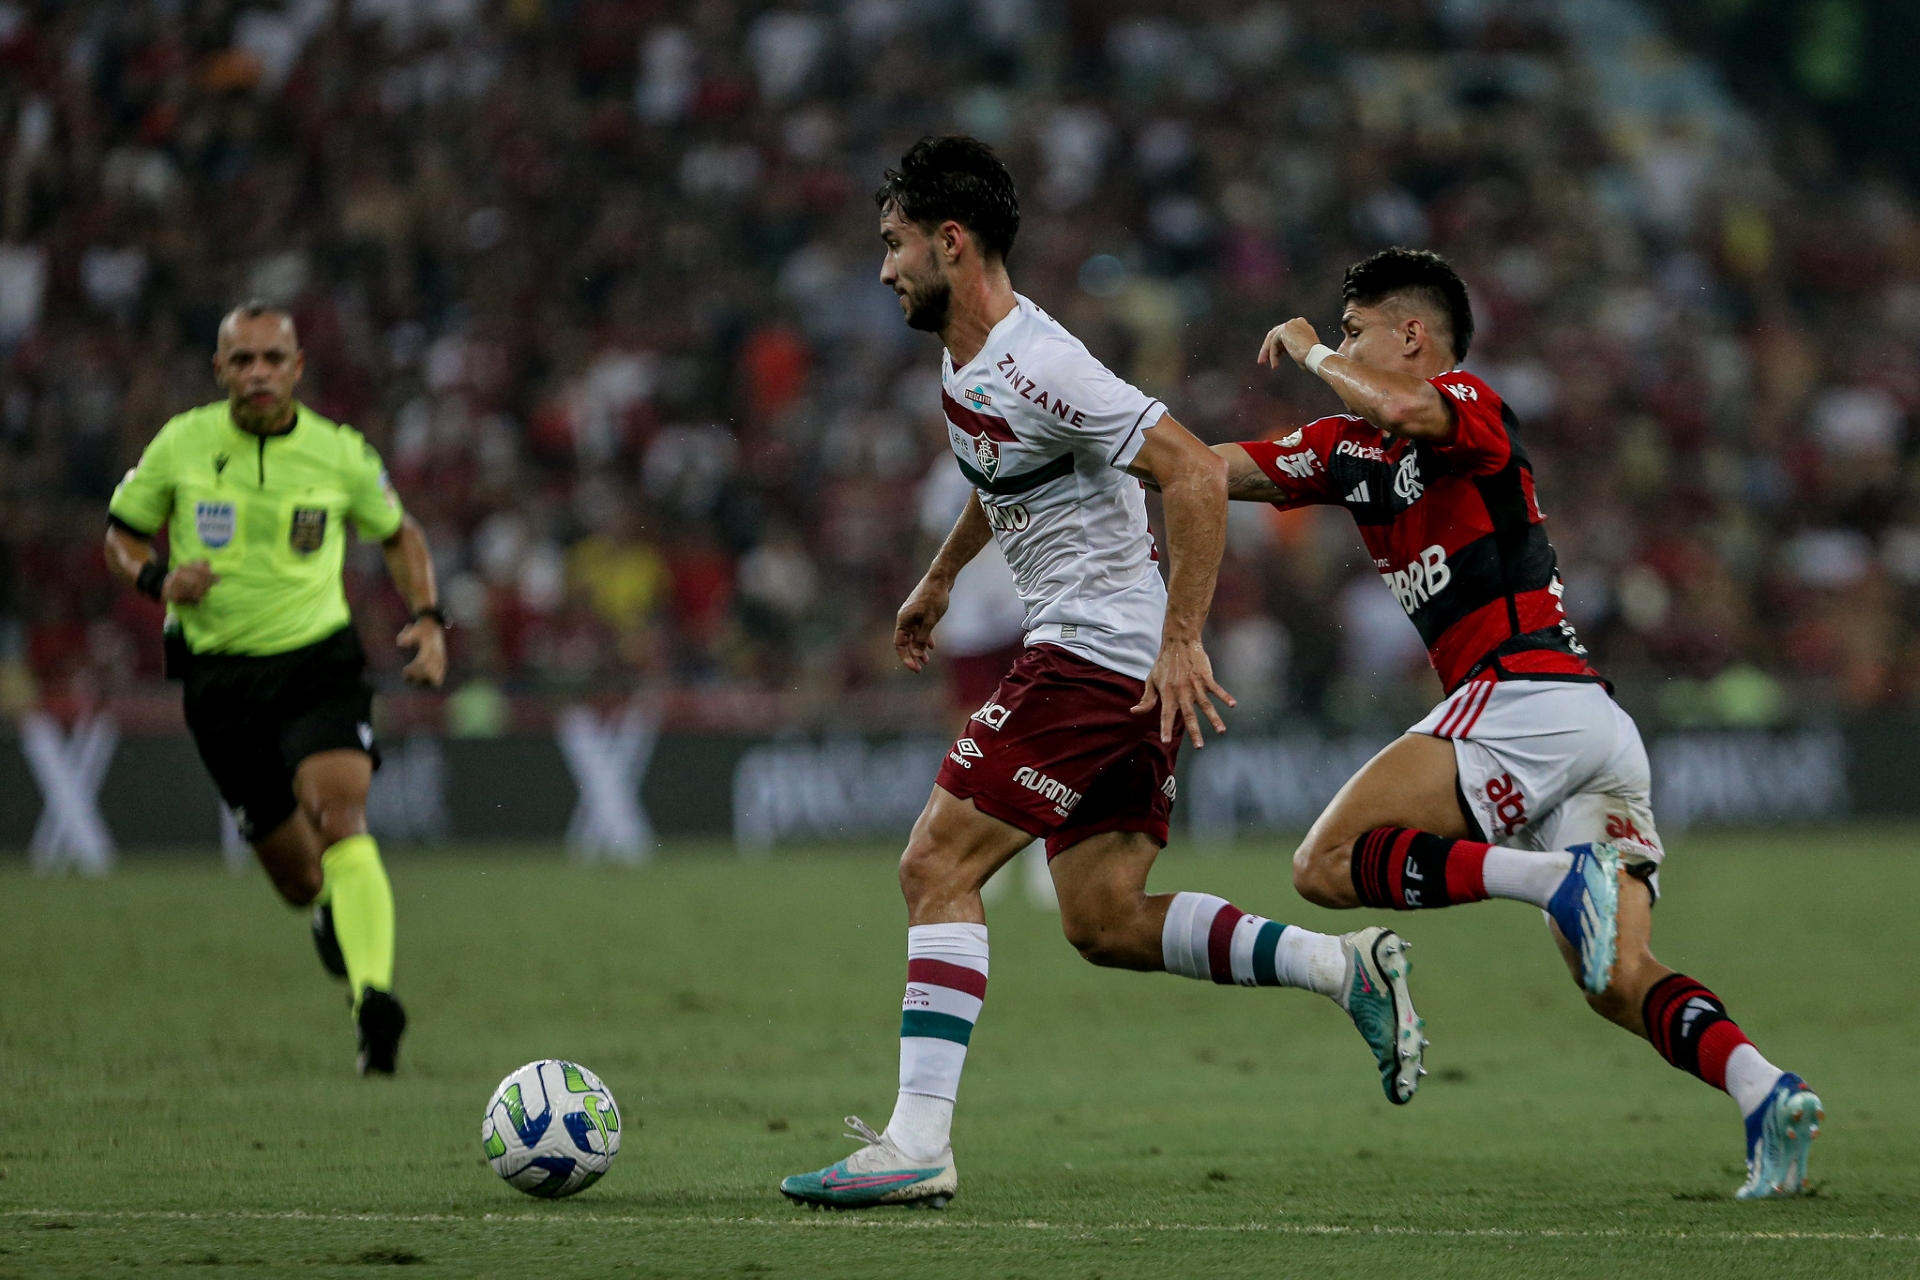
[1022,336,1166,470]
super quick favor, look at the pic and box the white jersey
[941,294,1167,680]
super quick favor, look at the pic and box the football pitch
[3,827,1917,1279]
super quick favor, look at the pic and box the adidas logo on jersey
[1346,481,1369,503]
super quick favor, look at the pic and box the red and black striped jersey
[1238,369,1602,694]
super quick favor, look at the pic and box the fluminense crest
[974,433,1000,480]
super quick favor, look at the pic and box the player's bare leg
[782,787,1427,1211]
[1547,879,1821,1196]
[897,787,1034,927]
[1047,828,1167,968]
[252,811,327,907]
[274,748,404,1074]
[249,749,376,905]
[1049,828,1424,1104]
[295,749,373,849]
[1298,733,1820,1196]
[1548,872,1666,1035]
[1293,734,1469,907]
[781,787,1026,1209]
[1293,732,1625,992]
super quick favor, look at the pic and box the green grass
[2,827,1917,1278]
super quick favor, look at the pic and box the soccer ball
[481,1060,622,1198]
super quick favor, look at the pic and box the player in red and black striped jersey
[1233,363,1600,693]
[1216,249,1820,1198]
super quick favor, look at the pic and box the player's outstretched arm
[1212,443,1291,502]
[1259,317,1452,442]
[381,515,447,688]
[895,493,992,673]
[1125,415,1235,747]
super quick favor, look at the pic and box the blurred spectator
[4,0,1920,729]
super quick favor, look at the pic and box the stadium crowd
[3,0,1919,731]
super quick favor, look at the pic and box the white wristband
[1304,343,1336,375]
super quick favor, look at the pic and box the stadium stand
[2,0,1917,734]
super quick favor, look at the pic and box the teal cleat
[1736,1073,1823,1200]
[1548,842,1622,995]
[1339,927,1426,1105]
[780,1117,957,1210]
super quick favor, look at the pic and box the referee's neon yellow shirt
[109,401,406,657]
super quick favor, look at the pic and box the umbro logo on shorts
[948,738,983,769]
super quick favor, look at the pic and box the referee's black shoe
[311,904,348,979]
[355,989,407,1076]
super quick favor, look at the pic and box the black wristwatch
[412,605,448,628]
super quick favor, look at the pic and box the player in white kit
[780,137,1426,1211]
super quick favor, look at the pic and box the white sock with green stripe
[885,922,988,1163]
[1161,893,1345,999]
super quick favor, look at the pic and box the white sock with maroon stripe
[884,922,988,1162]
[1160,893,1345,1000]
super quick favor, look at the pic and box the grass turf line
[1,826,1915,1278]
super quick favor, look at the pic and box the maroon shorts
[946,642,1025,716]
[935,643,1179,858]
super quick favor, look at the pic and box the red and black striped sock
[1641,972,1752,1091]
[1350,827,1495,910]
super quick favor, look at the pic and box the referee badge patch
[195,501,236,548]
[290,507,328,553]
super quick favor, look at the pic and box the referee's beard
[230,389,296,435]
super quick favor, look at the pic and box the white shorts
[1411,679,1663,893]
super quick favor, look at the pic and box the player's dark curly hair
[875,135,1020,261]
[1342,248,1475,362]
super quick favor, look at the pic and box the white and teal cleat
[1338,927,1426,1105]
[1548,842,1623,995]
[1736,1073,1823,1200]
[779,1117,957,1210]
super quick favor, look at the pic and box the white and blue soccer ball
[481,1060,622,1198]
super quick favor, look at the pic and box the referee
[104,302,445,1075]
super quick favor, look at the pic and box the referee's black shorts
[178,625,381,841]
